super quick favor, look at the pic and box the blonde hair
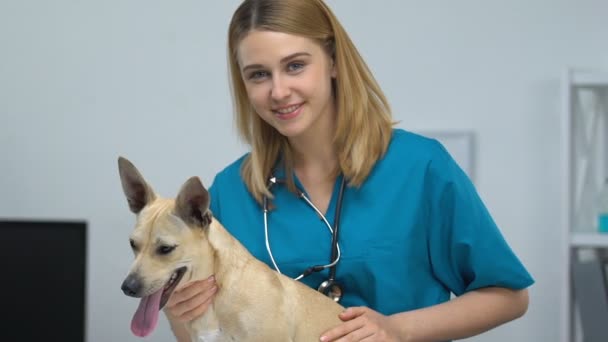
[228,0,393,205]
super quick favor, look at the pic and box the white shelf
[562,68,608,342]
[571,70,608,88]
[570,232,608,247]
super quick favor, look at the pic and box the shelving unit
[570,232,608,248]
[561,68,608,342]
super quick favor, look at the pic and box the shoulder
[208,153,252,220]
[366,128,466,193]
[209,153,250,204]
[211,153,249,187]
[381,128,452,169]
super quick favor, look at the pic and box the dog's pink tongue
[131,289,163,337]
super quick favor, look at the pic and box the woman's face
[237,30,336,139]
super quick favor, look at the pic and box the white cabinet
[561,68,608,342]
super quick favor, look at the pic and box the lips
[273,103,303,120]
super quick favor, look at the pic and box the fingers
[321,307,387,342]
[358,335,380,342]
[334,328,374,342]
[165,275,217,323]
[168,276,215,306]
[339,307,367,321]
[320,318,365,341]
[176,290,216,322]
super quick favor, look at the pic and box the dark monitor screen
[0,220,87,341]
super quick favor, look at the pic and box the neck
[292,141,337,172]
[185,243,215,283]
[288,107,338,175]
[184,220,251,282]
[206,219,254,280]
[187,219,253,333]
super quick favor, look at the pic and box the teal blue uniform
[209,129,534,315]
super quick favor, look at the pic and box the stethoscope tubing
[263,176,343,281]
[328,176,346,281]
[293,192,341,280]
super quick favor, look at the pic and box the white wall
[1,1,607,341]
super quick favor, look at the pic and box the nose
[270,75,291,101]
[121,274,142,297]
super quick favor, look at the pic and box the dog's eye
[129,239,138,251]
[157,245,176,255]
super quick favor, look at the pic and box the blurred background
[1,0,608,341]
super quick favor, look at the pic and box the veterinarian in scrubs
[165,0,534,341]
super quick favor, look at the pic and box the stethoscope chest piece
[317,279,343,302]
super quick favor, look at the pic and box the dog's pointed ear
[117,156,156,214]
[175,176,212,228]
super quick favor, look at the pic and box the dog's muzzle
[121,273,143,297]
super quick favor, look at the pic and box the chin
[272,123,309,139]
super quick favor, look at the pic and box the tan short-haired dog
[118,157,344,341]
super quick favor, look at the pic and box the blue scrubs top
[208,129,534,315]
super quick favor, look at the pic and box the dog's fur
[118,157,344,341]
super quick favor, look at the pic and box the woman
[165,0,533,341]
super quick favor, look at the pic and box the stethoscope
[263,174,346,302]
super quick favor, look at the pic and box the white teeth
[276,104,300,114]
[164,272,178,289]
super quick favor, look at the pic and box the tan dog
[118,157,344,341]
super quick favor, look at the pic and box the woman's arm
[320,286,529,342]
[393,287,529,341]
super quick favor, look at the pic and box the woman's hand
[164,275,218,323]
[320,307,401,342]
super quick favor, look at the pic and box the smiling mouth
[274,103,302,114]
[160,266,187,309]
[273,103,303,120]
[275,103,300,112]
[130,266,188,337]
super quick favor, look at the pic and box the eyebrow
[155,237,177,246]
[241,52,312,73]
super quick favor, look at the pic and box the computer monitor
[0,220,87,341]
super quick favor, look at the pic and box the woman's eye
[248,70,269,80]
[157,245,177,255]
[287,62,304,72]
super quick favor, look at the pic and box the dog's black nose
[121,274,142,297]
